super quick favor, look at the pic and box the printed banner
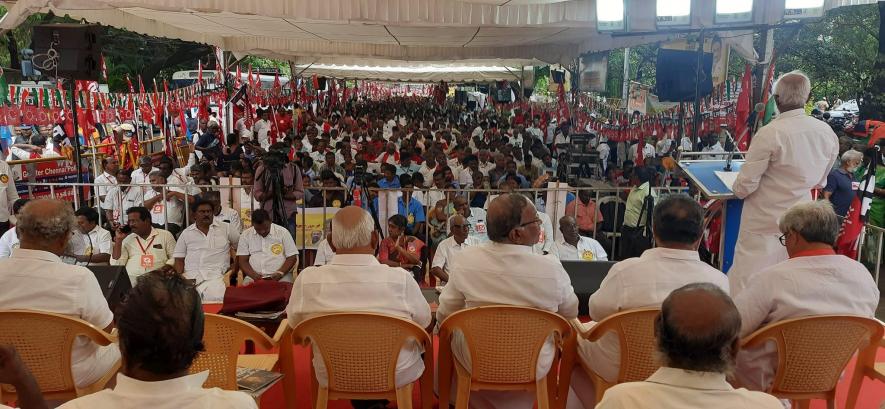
[294,207,340,250]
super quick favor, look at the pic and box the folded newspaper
[236,367,283,392]
[234,311,285,320]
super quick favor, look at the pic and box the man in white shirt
[0,158,20,233]
[0,199,120,389]
[453,196,489,243]
[733,201,879,391]
[596,140,611,175]
[595,283,781,409]
[430,214,475,285]
[144,171,188,236]
[438,194,579,409]
[553,215,607,261]
[94,156,119,212]
[111,206,177,286]
[731,71,838,296]
[570,195,728,408]
[130,156,158,197]
[237,209,298,284]
[173,199,240,302]
[679,135,693,152]
[641,138,656,161]
[203,191,243,234]
[252,109,272,150]
[66,207,112,266]
[58,269,258,409]
[655,136,672,157]
[106,170,143,225]
[0,198,28,258]
[286,206,431,409]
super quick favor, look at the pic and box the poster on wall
[295,207,340,250]
[626,82,649,115]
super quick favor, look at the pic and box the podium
[678,159,745,273]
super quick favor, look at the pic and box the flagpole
[69,81,83,189]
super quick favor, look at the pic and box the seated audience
[397,174,426,235]
[58,267,258,409]
[564,188,604,236]
[286,206,431,409]
[553,215,607,261]
[571,194,728,408]
[111,206,177,286]
[173,199,240,302]
[203,190,243,234]
[378,214,425,282]
[236,209,298,283]
[0,198,29,258]
[595,283,782,409]
[430,214,475,285]
[437,193,578,409]
[144,171,186,236]
[0,199,120,388]
[532,209,555,255]
[0,345,48,409]
[313,221,336,266]
[453,196,488,243]
[733,200,880,391]
[66,207,112,266]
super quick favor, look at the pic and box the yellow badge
[332,199,342,208]
[581,250,595,261]
[270,243,283,255]
[0,174,8,184]
[407,213,415,225]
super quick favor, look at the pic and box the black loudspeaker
[32,24,104,80]
[655,48,713,102]
[87,265,131,313]
[316,77,327,90]
[551,70,566,85]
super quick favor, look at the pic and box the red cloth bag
[219,280,293,314]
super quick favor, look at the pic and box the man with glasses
[437,193,578,409]
[733,200,878,392]
[429,214,475,285]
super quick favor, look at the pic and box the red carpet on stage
[251,340,885,409]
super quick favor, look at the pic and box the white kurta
[594,367,782,409]
[730,109,838,295]
[732,253,879,391]
[552,236,608,261]
[286,254,431,388]
[173,221,240,302]
[577,248,728,390]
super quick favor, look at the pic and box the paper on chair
[715,171,740,191]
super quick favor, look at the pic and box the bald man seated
[285,206,431,409]
[0,199,120,389]
[595,283,782,409]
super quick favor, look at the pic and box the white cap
[120,123,135,132]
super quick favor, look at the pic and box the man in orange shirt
[565,187,604,236]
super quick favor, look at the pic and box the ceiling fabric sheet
[0,0,876,75]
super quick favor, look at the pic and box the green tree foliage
[774,3,878,102]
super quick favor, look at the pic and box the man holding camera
[253,143,304,233]
[111,206,177,286]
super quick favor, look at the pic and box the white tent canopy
[293,62,534,83]
[0,0,876,69]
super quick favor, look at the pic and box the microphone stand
[723,128,749,172]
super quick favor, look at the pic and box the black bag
[619,194,654,260]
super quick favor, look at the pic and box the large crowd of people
[0,70,879,409]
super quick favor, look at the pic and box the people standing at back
[732,201,879,391]
[569,195,728,408]
[437,193,578,409]
[730,71,839,296]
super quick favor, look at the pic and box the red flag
[197,60,203,86]
[635,138,644,167]
[734,64,752,150]
[234,65,242,89]
[125,75,135,93]
[247,65,255,90]
[100,54,108,82]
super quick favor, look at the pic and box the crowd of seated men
[0,192,877,409]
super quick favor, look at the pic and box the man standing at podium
[730,71,838,295]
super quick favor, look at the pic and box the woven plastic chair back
[586,308,661,383]
[0,310,108,397]
[439,305,571,385]
[189,313,274,390]
[741,315,883,396]
[291,312,431,394]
